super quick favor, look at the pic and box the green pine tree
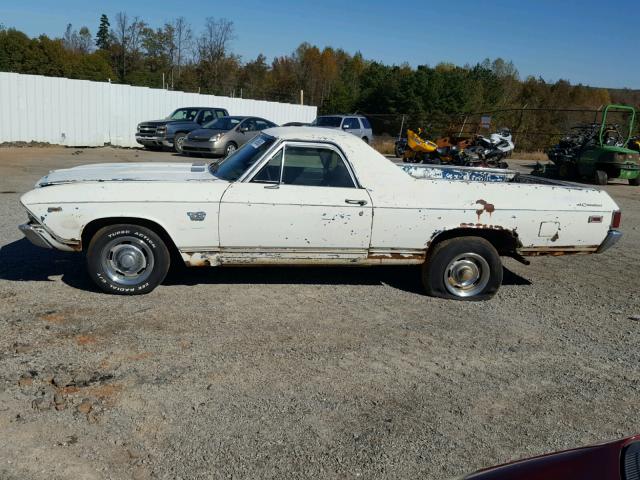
[95,14,110,50]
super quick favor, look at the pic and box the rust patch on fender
[475,199,496,221]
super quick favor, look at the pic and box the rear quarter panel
[367,179,617,252]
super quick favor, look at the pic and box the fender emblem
[187,211,207,221]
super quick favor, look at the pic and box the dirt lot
[0,146,639,480]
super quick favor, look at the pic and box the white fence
[0,72,317,147]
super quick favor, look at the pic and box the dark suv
[136,107,229,153]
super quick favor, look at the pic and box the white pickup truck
[19,127,622,300]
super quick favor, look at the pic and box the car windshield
[210,134,277,181]
[313,116,342,127]
[169,108,199,121]
[203,117,242,130]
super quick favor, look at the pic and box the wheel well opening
[428,228,521,257]
[81,218,179,257]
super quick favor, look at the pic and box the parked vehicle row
[136,109,374,156]
[136,107,229,153]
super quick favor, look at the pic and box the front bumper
[19,223,53,249]
[19,222,79,251]
[135,135,173,148]
[182,139,225,156]
[597,229,622,253]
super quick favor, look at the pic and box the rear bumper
[597,229,622,253]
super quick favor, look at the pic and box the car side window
[359,117,371,129]
[343,118,360,130]
[215,109,227,119]
[255,120,271,131]
[282,146,355,188]
[200,110,215,124]
[251,149,283,184]
[243,119,257,131]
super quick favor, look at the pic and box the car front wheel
[225,142,237,157]
[422,236,502,301]
[174,133,187,154]
[87,224,170,295]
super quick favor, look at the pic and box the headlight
[136,124,140,132]
[210,133,222,142]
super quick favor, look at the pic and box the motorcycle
[466,128,513,168]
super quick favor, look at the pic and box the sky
[1,0,638,89]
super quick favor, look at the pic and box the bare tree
[172,17,193,83]
[113,12,146,81]
[127,17,146,55]
[114,12,129,80]
[77,27,93,54]
[196,18,235,93]
[62,24,93,54]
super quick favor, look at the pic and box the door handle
[345,199,368,206]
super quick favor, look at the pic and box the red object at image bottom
[464,435,640,480]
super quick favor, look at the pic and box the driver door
[218,143,373,263]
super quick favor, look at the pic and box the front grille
[139,125,158,135]
[184,146,212,152]
[190,137,210,142]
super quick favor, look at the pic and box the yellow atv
[402,128,438,163]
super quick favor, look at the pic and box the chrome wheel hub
[102,236,154,286]
[444,252,490,297]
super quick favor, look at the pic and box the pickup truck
[136,107,229,153]
[18,127,622,300]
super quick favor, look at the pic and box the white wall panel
[0,72,317,147]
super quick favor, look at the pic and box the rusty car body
[19,127,622,299]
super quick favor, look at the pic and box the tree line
[0,14,638,149]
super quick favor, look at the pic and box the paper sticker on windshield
[250,136,266,149]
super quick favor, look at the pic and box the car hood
[36,162,215,187]
[188,128,229,139]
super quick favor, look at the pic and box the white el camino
[19,127,622,300]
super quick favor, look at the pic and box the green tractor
[546,104,640,186]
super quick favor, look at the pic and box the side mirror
[342,124,349,130]
[240,126,250,133]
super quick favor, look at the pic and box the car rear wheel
[225,142,237,157]
[87,224,170,295]
[174,133,187,154]
[422,236,502,301]
[362,137,369,144]
[629,177,640,186]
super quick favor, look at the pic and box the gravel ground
[0,146,638,480]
